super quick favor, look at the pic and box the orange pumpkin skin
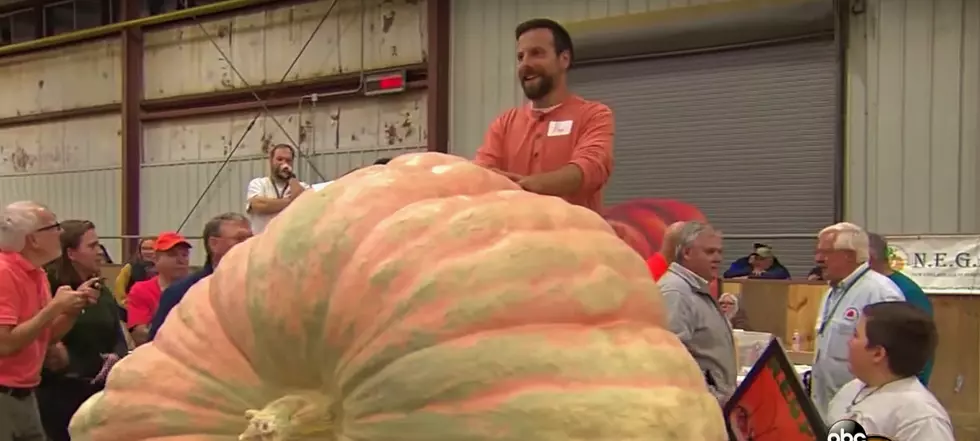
[70,153,727,441]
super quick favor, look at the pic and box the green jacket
[44,271,125,380]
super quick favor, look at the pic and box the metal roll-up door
[571,39,838,277]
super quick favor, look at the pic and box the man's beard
[274,165,293,181]
[521,74,554,101]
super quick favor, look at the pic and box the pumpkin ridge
[228,161,521,386]
[341,323,706,418]
[74,387,243,439]
[419,381,709,413]
[332,196,616,384]
[345,387,723,440]
[334,232,660,394]
[324,193,612,370]
[154,278,267,405]
[327,198,487,376]
[207,239,261,358]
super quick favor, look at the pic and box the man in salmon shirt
[126,232,191,347]
[474,18,614,213]
[0,201,98,441]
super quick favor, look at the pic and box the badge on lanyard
[817,267,870,336]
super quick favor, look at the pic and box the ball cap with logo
[153,231,192,252]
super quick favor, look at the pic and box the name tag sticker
[547,120,573,137]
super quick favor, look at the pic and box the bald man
[647,222,686,281]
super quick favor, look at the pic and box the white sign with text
[886,235,980,295]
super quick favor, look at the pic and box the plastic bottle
[791,329,802,352]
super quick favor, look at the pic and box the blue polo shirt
[147,264,213,341]
[888,271,934,386]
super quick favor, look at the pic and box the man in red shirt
[126,232,191,346]
[474,18,614,214]
[0,201,97,441]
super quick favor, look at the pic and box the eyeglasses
[36,222,61,233]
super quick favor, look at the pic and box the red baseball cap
[153,231,192,252]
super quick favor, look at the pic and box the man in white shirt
[827,301,953,440]
[246,144,310,233]
[810,222,904,419]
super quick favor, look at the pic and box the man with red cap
[125,232,191,346]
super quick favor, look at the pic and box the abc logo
[827,419,868,441]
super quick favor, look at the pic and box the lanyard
[817,266,870,336]
[271,177,287,199]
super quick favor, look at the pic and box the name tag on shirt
[547,120,573,137]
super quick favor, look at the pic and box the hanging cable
[175,115,259,233]
[171,0,353,230]
[179,0,344,182]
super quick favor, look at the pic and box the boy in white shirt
[827,301,953,441]
[246,144,310,233]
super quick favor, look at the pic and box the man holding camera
[246,144,310,234]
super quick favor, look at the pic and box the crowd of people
[0,203,254,440]
[645,220,951,439]
[0,15,958,441]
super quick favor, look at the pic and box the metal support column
[120,0,142,260]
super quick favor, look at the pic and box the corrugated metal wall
[846,0,980,234]
[0,40,124,259]
[0,0,428,265]
[139,0,428,265]
[449,0,735,159]
[142,0,426,99]
[140,93,428,265]
[569,40,837,277]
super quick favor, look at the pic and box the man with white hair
[657,221,736,406]
[811,222,904,421]
[0,201,97,441]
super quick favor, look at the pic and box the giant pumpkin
[70,153,726,441]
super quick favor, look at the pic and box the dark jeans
[36,377,102,441]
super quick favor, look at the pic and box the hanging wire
[175,115,258,233]
[172,0,344,232]
[178,0,343,183]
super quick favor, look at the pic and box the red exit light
[379,76,404,90]
[365,70,407,96]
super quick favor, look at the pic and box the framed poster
[724,339,827,441]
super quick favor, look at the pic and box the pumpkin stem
[238,392,336,441]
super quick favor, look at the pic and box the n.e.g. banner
[886,235,980,295]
